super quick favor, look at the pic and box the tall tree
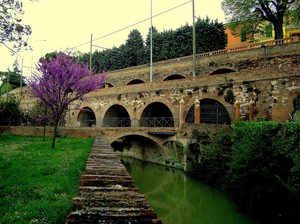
[222,0,300,40]
[0,0,32,52]
[195,18,226,53]
[28,52,106,149]
[125,29,146,66]
[0,62,26,94]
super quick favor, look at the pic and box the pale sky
[0,0,225,77]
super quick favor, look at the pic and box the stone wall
[5,42,300,129]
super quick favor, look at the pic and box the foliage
[222,0,300,40]
[126,29,146,67]
[28,52,106,148]
[0,0,32,52]
[224,89,234,104]
[192,121,300,223]
[227,121,300,223]
[292,93,300,120]
[28,100,52,126]
[195,128,233,186]
[0,134,93,224]
[78,17,226,73]
[0,99,23,125]
[0,62,26,94]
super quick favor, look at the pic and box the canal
[122,158,255,224]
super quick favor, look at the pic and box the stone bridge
[9,38,300,168]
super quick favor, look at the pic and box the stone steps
[65,134,161,224]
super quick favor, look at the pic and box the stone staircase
[65,134,161,224]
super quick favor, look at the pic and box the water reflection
[122,158,254,224]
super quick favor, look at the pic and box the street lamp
[192,0,196,77]
[31,39,46,77]
[150,0,153,82]
[261,43,267,67]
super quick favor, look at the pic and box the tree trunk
[272,15,284,40]
[51,122,58,149]
[274,24,284,40]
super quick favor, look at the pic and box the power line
[70,0,192,50]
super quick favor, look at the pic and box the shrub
[0,99,22,125]
[226,121,300,223]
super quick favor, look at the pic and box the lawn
[0,133,94,224]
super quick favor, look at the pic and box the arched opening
[164,74,185,81]
[127,79,145,85]
[200,99,231,124]
[185,99,231,124]
[210,68,236,75]
[105,83,113,88]
[103,105,131,127]
[111,135,166,164]
[77,107,96,127]
[140,102,174,127]
[185,106,195,123]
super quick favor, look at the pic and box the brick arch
[127,79,146,85]
[163,74,186,81]
[101,101,135,121]
[209,67,237,75]
[107,133,167,150]
[137,98,178,127]
[137,97,177,121]
[73,103,98,126]
[184,94,235,123]
[77,107,96,127]
[102,104,132,127]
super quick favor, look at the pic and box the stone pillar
[249,100,255,121]
[179,99,185,128]
[194,99,200,124]
[234,101,241,121]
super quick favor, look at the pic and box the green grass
[0,133,94,224]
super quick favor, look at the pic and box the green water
[122,158,255,224]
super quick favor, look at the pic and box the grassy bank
[0,133,94,224]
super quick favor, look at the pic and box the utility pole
[150,0,153,82]
[90,34,93,72]
[20,58,24,100]
[192,0,196,77]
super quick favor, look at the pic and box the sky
[0,0,225,78]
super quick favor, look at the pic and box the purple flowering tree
[28,52,106,148]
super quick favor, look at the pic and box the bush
[226,121,300,223]
[197,128,232,186]
[192,121,300,223]
[0,99,22,125]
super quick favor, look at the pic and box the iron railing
[140,117,174,127]
[103,118,131,127]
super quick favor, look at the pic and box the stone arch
[127,79,145,85]
[209,68,236,75]
[77,107,96,127]
[110,134,167,163]
[103,104,131,127]
[185,98,231,124]
[163,74,185,81]
[140,102,174,127]
[105,83,113,88]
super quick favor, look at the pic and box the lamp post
[31,39,46,77]
[192,0,196,77]
[150,0,153,82]
[20,57,24,100]
[261,43,267,67]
